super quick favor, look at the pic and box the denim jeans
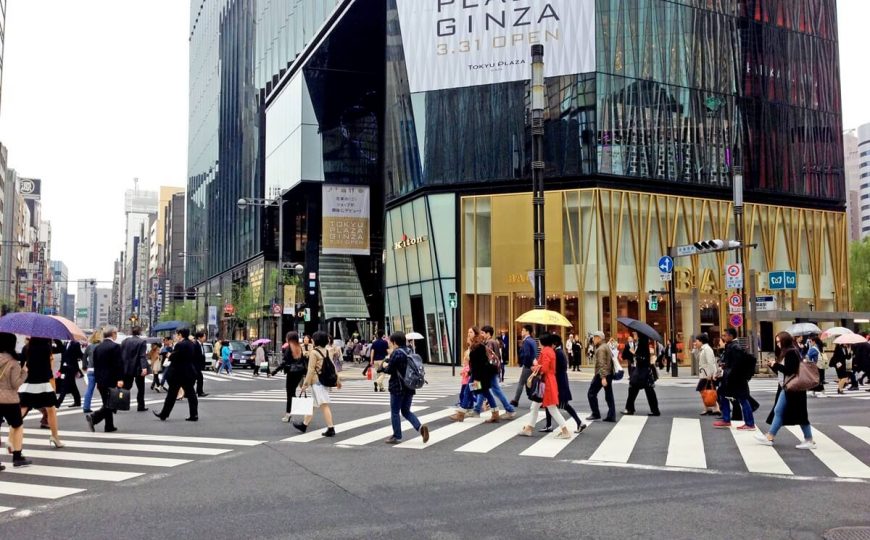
[719,394,755,426]
[390,392,420,440]
[459,383,475,410]
[218,358,232,374]
[474,375,516,413]
[768,390,812,439]
[83,370,96,411]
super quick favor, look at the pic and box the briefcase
[109,387,131,411]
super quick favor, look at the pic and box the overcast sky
[0,1,868,287]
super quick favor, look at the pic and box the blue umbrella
[0,312,81,340]
[151,320,187,332]
[617,317,664,343]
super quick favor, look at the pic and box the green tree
[159,301,199,328]
[850,238,870,312]
[229,283,262,339]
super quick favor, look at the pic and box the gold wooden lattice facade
[461,189,849,364]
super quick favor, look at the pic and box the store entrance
[410,295,429,363]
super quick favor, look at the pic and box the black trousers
[196,369,205,395]
[285,371,305,413]
[123,375,147,410]
[92,385,115,430]
[587,375,615,420]
[56,378,81,406]
[158,380,198,419]
[625,384,660,414]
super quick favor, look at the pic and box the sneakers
[795,440,817,450]
[384,437,400,445]
[712,421,732,429]
[502,411,517,420]
[466,410,480,418]
[736,424,756,431]
[754,432,773,446]
[420,425,430,444]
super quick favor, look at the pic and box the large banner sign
[395,0,595,93]
[322,185,370,255]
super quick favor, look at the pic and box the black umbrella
[617,317,663,343]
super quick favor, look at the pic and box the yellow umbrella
[515,309,573,328]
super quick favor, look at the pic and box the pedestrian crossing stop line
[1,464,143,482]
[785,426,870,479]
[0,481,85,500]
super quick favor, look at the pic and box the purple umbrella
[0,312,81,340]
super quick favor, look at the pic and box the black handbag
[109,387,131,411]
[525,373,544,403]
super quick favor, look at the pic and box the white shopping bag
[290,393,314,416]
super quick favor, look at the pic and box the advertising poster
[322,185,370,255]
[396,0,596,93]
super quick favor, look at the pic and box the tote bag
[290,391,314,417]
[784,361,820,392]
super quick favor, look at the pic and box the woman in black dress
[18,337,65,448]
[621,335,661,416]
[56,341,84,408]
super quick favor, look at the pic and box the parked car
[228,340,253,368]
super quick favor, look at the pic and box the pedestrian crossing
[145,370,286,385]
[281,407,870,481]
[201,380,461,406]
[0,428,264,515]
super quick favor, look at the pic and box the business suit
[90,338,123,432]
[120,335,149,411]
[155,339,199,420]
[194,340,207,396]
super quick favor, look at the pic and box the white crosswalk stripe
[203,380,459,406]
[0,430,263,515]
[282,408,870,481]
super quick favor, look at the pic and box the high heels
[48,436,65,449]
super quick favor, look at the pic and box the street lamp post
[733,167,745,339]
[530,44,546,312]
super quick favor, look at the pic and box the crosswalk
[201,379,460,406]
[281,407,870,481]
[0,428,263,515]
[146,370,285,385]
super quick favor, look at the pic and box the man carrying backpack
[379,331,430,445]
[712,328,756,430]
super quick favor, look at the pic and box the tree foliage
[850,238,870,312]
[159,301,199,328]
[228,283,261,339]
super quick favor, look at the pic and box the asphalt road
[1,365,868,539]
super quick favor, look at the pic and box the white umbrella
[820,327,853,340]
[406,331,425,340]
[785,322,822,337]
[834,333,868,345]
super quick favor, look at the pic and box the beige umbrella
[515,309,573,328]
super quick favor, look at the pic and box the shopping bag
[290,392,314,416]
[259,362,269,371]
[109,387,131,411]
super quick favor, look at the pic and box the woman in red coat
[520,333,571,439]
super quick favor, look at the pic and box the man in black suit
[120,325,149,412]
[85,327,124,433]
[153,328,199,421]
[194,330,209,397]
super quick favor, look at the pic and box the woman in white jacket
[695,333,720,416]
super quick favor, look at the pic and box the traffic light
[186,288,196,300]
[692,239,741,253]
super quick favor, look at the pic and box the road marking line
[785,426,870,479]
[588,415,647,463]
[456,413,540,454]
[282,407,427,442]
[395,411,493,449]
[840,425,870,446]
[19,438,231,456]
[0,506,13,513]
[19,450,190,467]
[0,427,264,446]
[520,419,585,458]
[336,409,455,446]
[2,465,143,482]
[666,418,706,469]
[730,425,792,475]
[0,481,85,499]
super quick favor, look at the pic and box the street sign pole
[449,291,458,377]
[667,246,678,377]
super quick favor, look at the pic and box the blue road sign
[769,272,785,290]
[784,271,797,290]
[658,256,674,273]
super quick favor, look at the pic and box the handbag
[784,360,820,392]
[109,387,131,411]
[700,379,718,408]
[290,390,314,416]
[259,361,269,371]
[525,372,544,402]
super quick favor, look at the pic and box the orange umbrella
[48,315,87,342]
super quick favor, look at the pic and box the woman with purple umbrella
[18,338,65,448]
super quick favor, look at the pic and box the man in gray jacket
[120,326,149,412]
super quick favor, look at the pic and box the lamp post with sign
[530,44,546,312]
[732,167,746,338]
[449,291,458,376]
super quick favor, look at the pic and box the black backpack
[315,349,338,387]
[740,350,756,380]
